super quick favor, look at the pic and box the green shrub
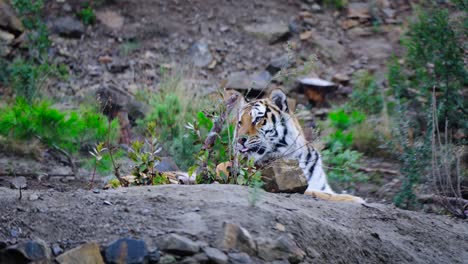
[387,5,466,210]
[78,5,96,25]
[322,109,367,190]
[0,98,119,155]
[345,70,384,115]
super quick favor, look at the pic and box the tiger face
[235,89,292,163]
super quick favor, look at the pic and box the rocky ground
[1,185,467,263]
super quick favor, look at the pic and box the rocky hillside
[1,185,467,263]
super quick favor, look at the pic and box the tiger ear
[269,89,289,112]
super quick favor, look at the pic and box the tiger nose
[238,137,247,145]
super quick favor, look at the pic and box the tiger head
[235,89,295,162]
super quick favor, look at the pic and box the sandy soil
[1,184,467,263]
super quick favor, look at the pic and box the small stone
[299,30,313,40]
[341,19,360,30]
[51,243,63,256]
[146,250,161,264]
[188,40,213,68]
[382,8,396,19]
[107,59,130,73]
[203,247,228,264]
[105,238,148,264]
[228,252,253,264]
[49,16,84,38]
[267,54,292,75]
[3,239,51,263]
[275,223,286,232]
[256,235,306,264]
[158,234,200,256]
[159,255,177,264]
[332,73,351,85]
[9,177,27,189]
[0,29,14,44]
[347,3,371,20]
[98,55,113,64]
[103,200,112,206]
[28,194,39,201]
[222,222,256,255]
[56,242,104,264]
[0,0,24,33]
[243,21,290,44]
[96,11,124,30]
[92,189,100,194]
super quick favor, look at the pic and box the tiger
[232,89,365,203]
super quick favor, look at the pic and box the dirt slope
[1,184,466,263]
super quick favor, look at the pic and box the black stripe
[320,184,326,191]
[308,152,318,181]
[257,148,265,155]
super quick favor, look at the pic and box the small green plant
[128,122,167,185]
[89,142,107,188]
[120,41,140,56]
[322,109,367,190]
[107,178,121,188]
[78,4,96,25]
[7,58,68,101]
[322,0,348,9]
[326,109,365,149]
[345,70,384,115]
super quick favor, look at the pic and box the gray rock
[267,54,292,75]
[250,71,272,91]
[312,34,346,63]
[56,242,104,264]
[261,159,308,193]
[107,59,130,73]
[28,194,39,201]
[203,247,228,264]
[226,71,271,92]
[2,239,51,264]
[184,253,209,263]
[9,177,27,189]
[243,21,290,44]
[50,16,84,38]
[228,252,253,264]
[51,243,63,256]
[155,157,180,172]
[146,250,161,264]
[222,222,256,255]
[0,0,24,33]
[189,40,213,68]
[96,10,124,30]
[105,237,148,264]
[158,234,200,256]
[256,235,305,264]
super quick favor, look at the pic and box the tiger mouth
[239,145,262,154]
